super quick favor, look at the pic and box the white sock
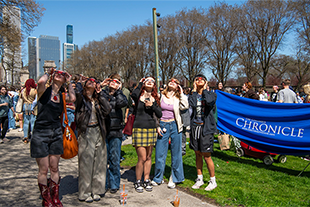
[198,174,203,180]
[210,176,216,183]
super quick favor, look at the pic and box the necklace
[52,90,58,101]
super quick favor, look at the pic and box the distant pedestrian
[21,78,37,143]
[242,82,259,100]
[0,86,15,144]
[277,79,297,103]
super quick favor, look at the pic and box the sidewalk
[0,129,216,207]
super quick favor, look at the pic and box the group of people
[218,79,310,104]
[4,68,307,207]
[13,69,217,207]
[0,79,38,144]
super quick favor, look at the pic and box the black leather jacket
[102,88,128,138]
[75,90,111,138]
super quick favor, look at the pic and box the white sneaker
[204,180,217,191]
[167,175,175,189]
[93,194,100,201]
[151,180,164,186]
[192,178,204,189]
[85,196,93,203]
[18,128,23,132]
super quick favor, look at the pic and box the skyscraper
[28,35,61,81]
[66,25,73,44]
[63,25,77,71]
[1,6,22,84]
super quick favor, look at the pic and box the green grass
[121,140,310,207]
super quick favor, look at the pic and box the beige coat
[161,93,189,133]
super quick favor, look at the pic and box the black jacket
[189,90,217,135]
[75,90,111,138]
[102,88,128,138]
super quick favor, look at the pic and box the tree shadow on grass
[213,150,310,177]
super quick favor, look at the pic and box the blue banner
[216,90,310,155]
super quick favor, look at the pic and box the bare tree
[0,0,44,84]
[205,2,240,86]
[175,8,209,86]
[294,0,310,53]
[157,15,182,84]
[240,0,296,87]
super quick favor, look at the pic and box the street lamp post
[152,8,160,91]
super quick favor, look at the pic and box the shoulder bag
[61,93,78,159]
[122,99,139,136]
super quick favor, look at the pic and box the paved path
[0,129,216,207]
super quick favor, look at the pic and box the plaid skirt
[132,128,157,147]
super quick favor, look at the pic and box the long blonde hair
[162,78,181,99]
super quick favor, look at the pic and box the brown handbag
[61,93,78,159]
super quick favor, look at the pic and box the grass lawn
[121,139,310,207]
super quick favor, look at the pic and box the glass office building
[63,25,77,70]
[28,35,60,80]
[67,25,73,44]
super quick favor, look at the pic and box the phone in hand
[145,98,150,101]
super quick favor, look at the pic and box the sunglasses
[55,71,66,77]
[170,79,179,84]
[145,78,155,83]
[88,78,96,83]
[111,79,121,84]
[195,77,205,81]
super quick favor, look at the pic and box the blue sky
[23,0,295,66]
[23,0,246,63]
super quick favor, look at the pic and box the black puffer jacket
[102,88,128,138]
[75,90,111,138]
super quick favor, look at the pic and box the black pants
[0,116,8,139]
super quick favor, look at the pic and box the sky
[23,0,295,70]
[23,0,247,64]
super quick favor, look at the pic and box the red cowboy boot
[38,183,54,207]
[49,177,63,207]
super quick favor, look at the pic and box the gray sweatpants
[78,126,107,200]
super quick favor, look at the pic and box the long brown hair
[162,78,181,99]
[140,76,160,106]
[83,78,99,102]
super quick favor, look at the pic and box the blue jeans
[8,109,16,129]
[153,121,184,183]
[106,135,122,190]
[23,114,36,138]
[63,108,75,127]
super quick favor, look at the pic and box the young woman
[31,69,76,207]
[242,82,259,100]
[0,86,14,144]
[75,77,111,202]
[189,74,218,191]
[21,78,37,143]
[131,76,162,193]
[101,74,128,194]
[152,78,189,189]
